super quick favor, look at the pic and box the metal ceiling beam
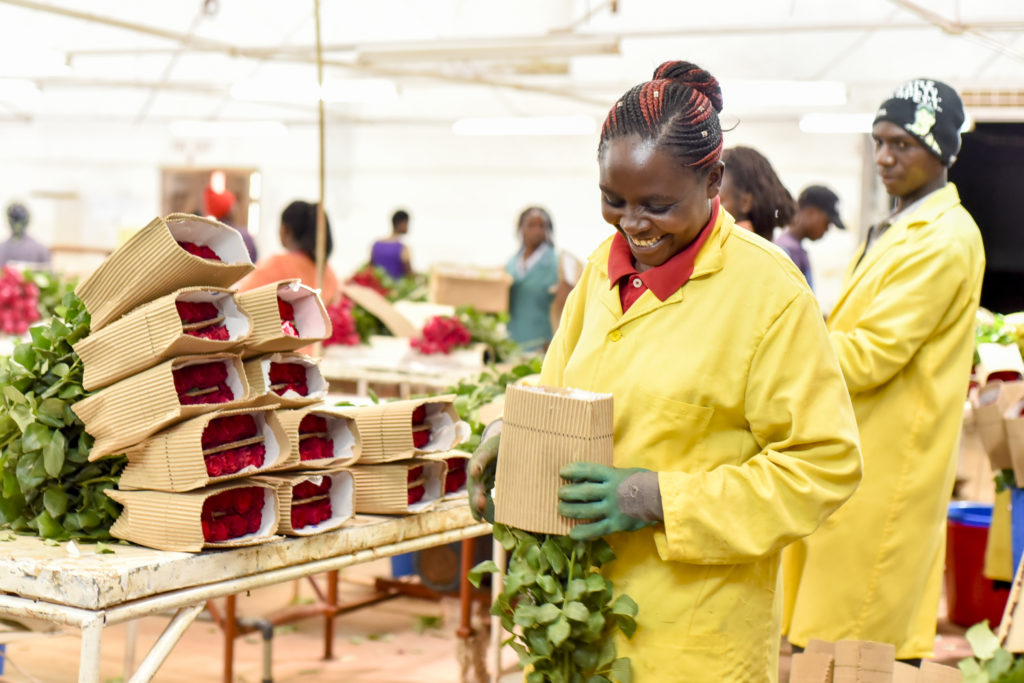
[887,0,1024,63]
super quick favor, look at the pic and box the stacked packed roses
[177,240,222,261]
[0,266,40,335]
[268,362,308,397]
[445,457,467,494]
[298,414,334,461]
[278,298,300,337]
[290,477,333,529]
[201,487,265,542]
[349,266,389,296]
[173,361,235,405]
[323,297,360,346]
[201,414,266,477]
[175,300,230,340]
[411,405,432,449]
[410,316,472,355]
[407,465,427,505]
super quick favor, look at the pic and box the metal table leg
[129,604,205,683]
[78,615,104,683]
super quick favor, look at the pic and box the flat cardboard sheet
[74,354,251,459]
[75,214,253,331]
[75,286,250,391]
[107,480,279,552]
[494,384,614,535]
[236,280,331,357]
[255,468,355,535]
[340,282,419,338]
[242,352,326,408]
[349,460,445,515]
[118,406,291,492]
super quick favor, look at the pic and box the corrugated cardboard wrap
[255,469,354,535]
[75,287,251,391]
[73,354,251,460]
[421,451,470,499]
[494,384,614,535]
[977,343,1024,385]
[832,640,894,683]
[242,353,327,408]
[917,661,963,682]
[107,480,279,552]
[428,264,513,314]
[275,406,361,470]
[999,549,1024,651]
[235,280,331,357]
[340,283,419,337]
[76,214,253,331]
[336,396,470,464]
[790,653,835,683]
[349,460,445,515]
[974,381,1024,471]
[118,406,292,492]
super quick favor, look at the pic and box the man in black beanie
[784,78,986,664]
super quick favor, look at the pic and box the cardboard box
[107,480,279,552]
[275,406,362,470]
[349,460,446,515]
[977,343,1024,385]
[494,384,614,535]
[235,280,331,357]
[73,354,251,459]
[256,469,354,536]
[337,395,471,464]
[243,353,327,408]
[428,264,512,314]
[832,640,894,683]
[76,214,253,331]
[75,286,251,391]
[118,406,292,492]
[974,381,1024,471]
[918,660,963,682]
[790,653,834,683]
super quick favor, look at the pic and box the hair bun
[653,60,723,113]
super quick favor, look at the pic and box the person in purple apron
[370,209,412,279]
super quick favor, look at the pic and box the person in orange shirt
[236,200,339,305]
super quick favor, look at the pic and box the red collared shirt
[608,198,720,312]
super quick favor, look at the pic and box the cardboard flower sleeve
[242,353,326,408]
[494,384,614,535]
[75,287,251,391]
[349,460,445,514]
[235,280,331,357]
[73,354,251,459]
[107,480,279,552]
[76,214,253,331]
[275,406,361,469]
[336,395,470,463]
[256,469,354,535]
[974,380,1024,471]
[118,406,291,492]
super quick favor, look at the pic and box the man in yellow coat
[784,79,986,661]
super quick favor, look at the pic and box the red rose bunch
[173,361,234,405]
[413,428,431,449]
[445,458,468,494]
[298,414,334,461]
[278,298,300,337]
[187,325,230,340]
[0,266,40,335]
[349,266,389,296]
[176,301,218,324]
[291,498,332,529]
[324,298,360,346]
[412,406,426,425]
[408,486,426,505]
[293,477,332,500]
[201,487,265,542]
[177,241,222,261]
[410,316,472,355]
[268,362,308,396]
[201,414,265,477]
[407,465,427,504]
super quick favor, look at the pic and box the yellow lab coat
[784,183,985,658]
[540,211,862,681]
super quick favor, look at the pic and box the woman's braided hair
[599,60,724,172]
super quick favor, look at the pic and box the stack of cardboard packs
[790,640,961,683]
[70,214,348,551]
[972,342,1024,483]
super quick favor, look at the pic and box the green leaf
[564,601,590,622]
[958,657,985,683]
[15,451,46,490]
[43,486,68,518]
[525,627,553,657]
[586,677,611,683]
[9,405,35,432]
[536,603,561,625]
[3,471,19,498]
[542,539,567,575]
[57,383,82,400]
[514,604,539,628]
[536,574,561,599]
[596,637,616,669]
[586,572,610,594]
[584,611,605,640]
[3,384,27,405]
[38,398,67,424]
[573,646,598,672]
[493,523,517,551]
[986,647,1014,678]
[591,539,616,565]
[95,543,116,554]
[12,343,35,370]
[566,578,587,601]
[966,621,1001,661]
[33,510,64,539]
[0,413,17,442]
[21,422,52,453]
[50,363,70,378]
[610,658,632,683]
[29,326,52,349]
[614,613,637,639]
[610,594,639,618]
[547,615,570,647]
[468,560,499,588]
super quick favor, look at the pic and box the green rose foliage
[447,357,542,454]
[470,524,637,683]
[0,291,125,540]
[960,621,1024,683]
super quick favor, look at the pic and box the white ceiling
[1,0,1023,130]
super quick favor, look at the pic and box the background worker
[0,202,51,267]
[783,78,985,664]
[505,206,559,351]
[774,185,846,289]
[369,209,413,279]
[718,146,795,241]
[469,60,861,681]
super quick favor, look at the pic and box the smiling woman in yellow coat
[469,60,862,681]
[783,79,986,661]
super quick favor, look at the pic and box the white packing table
[0,500,490,682]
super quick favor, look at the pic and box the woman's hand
[467,434,500,523]
[558,462,662,540]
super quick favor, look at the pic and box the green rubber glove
[558,462,659,541]
[468,434,500,523]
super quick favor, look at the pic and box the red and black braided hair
[599,60,724,172]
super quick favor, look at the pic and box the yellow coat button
[609,330,622,342]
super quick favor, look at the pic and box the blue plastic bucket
[1010,488,1024,572]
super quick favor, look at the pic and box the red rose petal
[413,429,430,449]
[299,415,328,434]
[281,320,300,337]
[186,324,230,341]
[407,486,425,505]
[269,362,307,385]
[412,406,426,425]
[277,298,295,322]
[407,466,423,483]
[177,241,222,261]
[176,300,219,324]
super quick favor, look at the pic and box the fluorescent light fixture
[169,120,288,138]
[452,115,596,137]
[0,78,41,109]
[230,78,397,104]
[799,113,875,134]
[0,51,70,78]
[357,36,619,63]
[722,80,846,108]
